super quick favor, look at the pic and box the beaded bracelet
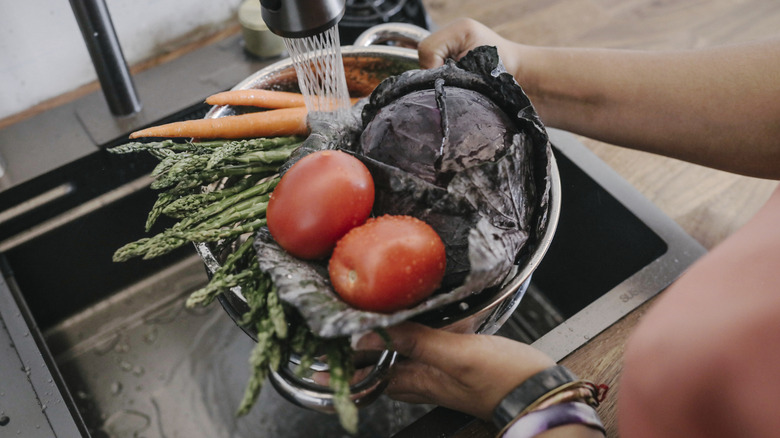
[501,401,606,438]
[493,366,609,435]
[524,380,605,414]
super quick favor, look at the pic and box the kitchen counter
[418,0,780,436]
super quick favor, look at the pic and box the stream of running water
[283,25,352,123]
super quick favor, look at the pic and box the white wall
[0,0,243,121]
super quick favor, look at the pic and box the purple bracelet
[501,401,605,438]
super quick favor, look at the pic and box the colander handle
[353,22,431,48]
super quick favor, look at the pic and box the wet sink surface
[45,255,430,438]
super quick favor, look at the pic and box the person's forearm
[515,40,780,179]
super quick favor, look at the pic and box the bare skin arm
[355,324,603,437]
[364,18,780,437]
[356,323,555,421]
[419,19,780,179]
[619,185,780,438]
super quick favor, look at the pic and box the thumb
[417,37,450,69]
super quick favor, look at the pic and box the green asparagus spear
[185,240,259,307]
[266,283,288,340]
[140,216,267,260]
[238,317,273,416]
[289,323,317,378]
[150,154,212,190]
[114,176,277,261]
[145,192,178,231]
[229,142,302,165]
[327,339,359,434]
[109,138,241,155]
[186,236,258,306]
[182,178,276,228]
[205,136,300,169]
[161,175,263,219]
[162,164,280,193]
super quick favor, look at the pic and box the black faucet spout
[69,0,142,117]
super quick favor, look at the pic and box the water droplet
[110,381,123,396]
[119,360,133,372]
[0,415,9,426]
[132,365,145,377]
[142,327,158,344]
[94,333,121,356]
[102,409,150,437]
[114,342,130,353]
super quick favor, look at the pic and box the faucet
[259,0,345,38]
[69,0,347,117]
[69,0,142,117]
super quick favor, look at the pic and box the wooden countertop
[420,0,780,436]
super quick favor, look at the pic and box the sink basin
[42,255,431,437]
[0,119,431,436]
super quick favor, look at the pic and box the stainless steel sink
[42,255,430,437]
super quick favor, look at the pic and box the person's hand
[355,322,555,421]
[418,18,524,75]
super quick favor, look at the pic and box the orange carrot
[205,89,306,108]
[205,89,364,109]
[128,106,309,139]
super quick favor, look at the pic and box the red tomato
[328,215,446,313]
[266,149,374,259]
